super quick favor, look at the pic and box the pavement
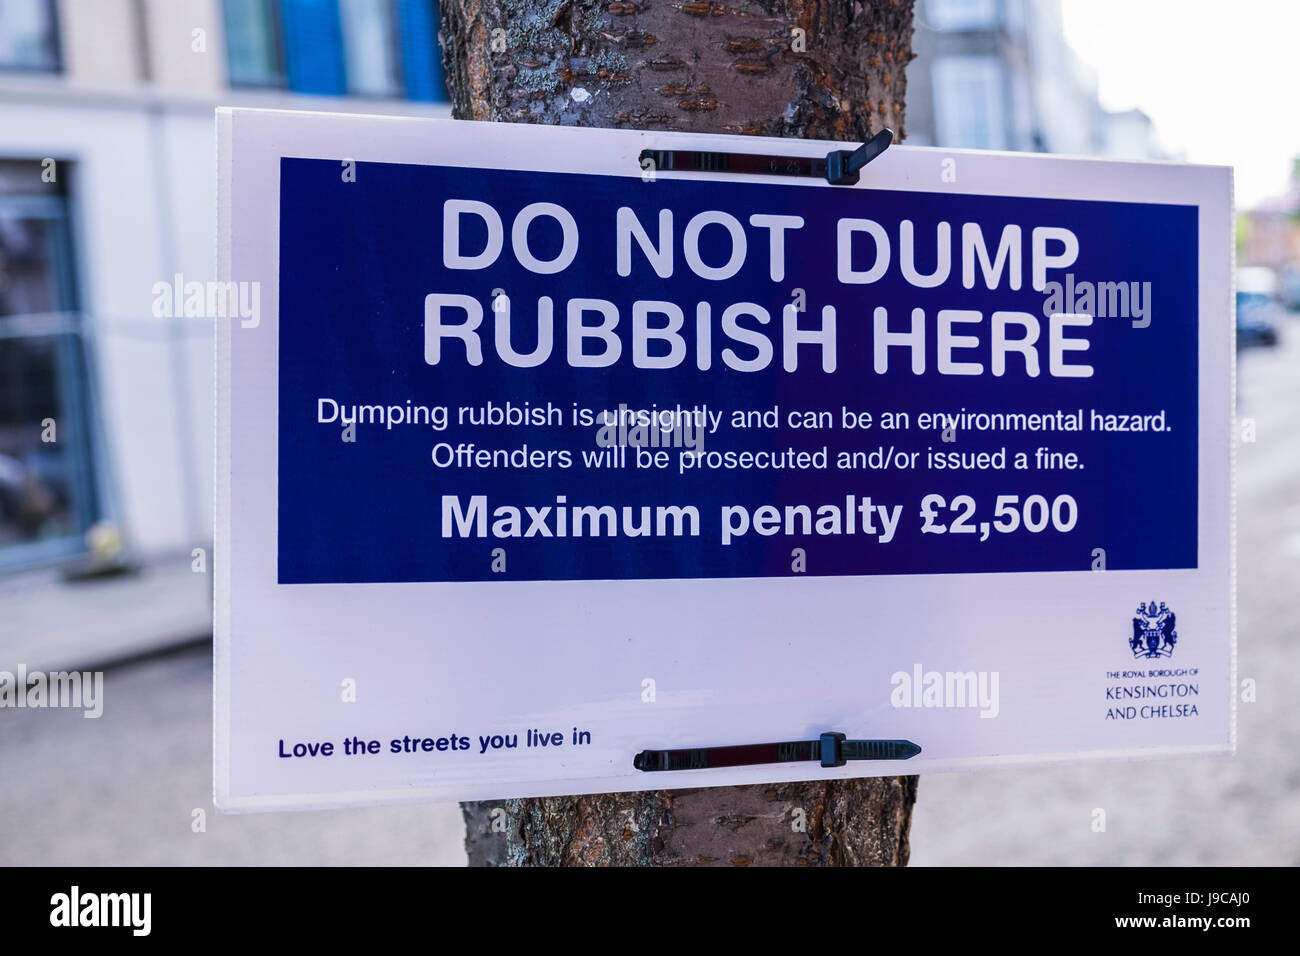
[1,324,1297,866]
[0,645,466,866]
[0,558,212,675]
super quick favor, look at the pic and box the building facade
[908,0,1165,160]
[0,0,449,666]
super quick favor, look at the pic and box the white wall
[56,0,143,85]
[0,93,206,554]
[159,109,220,544]
[142,0,226,92]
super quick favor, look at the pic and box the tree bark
[463,778,918,867]
[441,0,919,867]
[439,0,912,141]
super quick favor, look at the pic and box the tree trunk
[439,0,912,141]
[441,0,919,867]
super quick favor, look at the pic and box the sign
[215,108,1233,811]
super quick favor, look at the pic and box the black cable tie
[638,128,893,187]
[633,731,920,772]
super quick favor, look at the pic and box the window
[394,0,444,102]
[223,0,286,87]
[0,162,100,570]
[279,0,348,95]
[0,0,60,72]
[221,0,445,100]
[926,0,999,31]
[340,0,402,97]
[932,56,1008,150]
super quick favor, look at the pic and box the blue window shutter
[280,0,347,95]
[396,0,445,102]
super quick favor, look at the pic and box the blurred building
[1241,161,1300,310]
[1100,107,1166,161]
[908,0,1167,160]
[0,0,449,668]
[1243,164,1300,267]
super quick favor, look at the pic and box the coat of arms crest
[1131,601,1177,659]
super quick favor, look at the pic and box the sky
[1061,0,1300,208]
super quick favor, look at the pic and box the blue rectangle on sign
[276,158,1198,584]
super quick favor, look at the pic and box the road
[1,327,1297,866]
[911,324,1300,865]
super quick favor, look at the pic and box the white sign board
[215,108,1233,811]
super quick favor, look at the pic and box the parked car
[1236,267,1282,348]
[1279,267,1300,311]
